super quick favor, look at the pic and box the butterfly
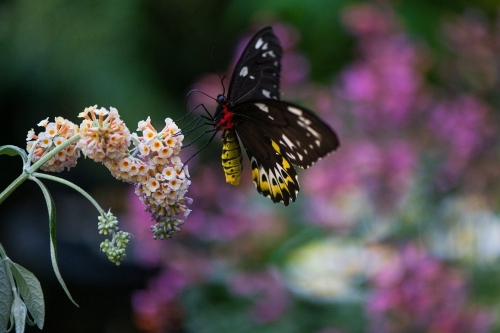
[212,26,340,205]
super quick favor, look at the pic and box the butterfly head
[216,94,227,105]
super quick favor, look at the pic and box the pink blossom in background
[124,186,163,267]
[429,95,493,162]
[228,268,289,323]
[131,268,187,333]
[341,3,396,36]
[428,95,495,190]
[183,162,284,242]
[337,36,426,131]
[302,139,416,228]
[337,4,428,133]
[366,244,493,333]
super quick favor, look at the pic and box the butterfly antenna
[211,47,227,96]
[177,89,217,123]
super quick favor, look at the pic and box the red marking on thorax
[217,102,234,131]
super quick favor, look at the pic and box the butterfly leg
[181,128,219,168]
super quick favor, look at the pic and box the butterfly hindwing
[233,99,340,169]
[235,121,299,205]
[227,27,283,104]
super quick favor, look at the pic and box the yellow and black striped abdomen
[221,130,243,185]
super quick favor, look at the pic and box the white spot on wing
[255,38,264,49]
[250,75,255,79]
[239,66,248,77]
[262,50,276,58]
[287,106,303,116]
[255,103,268,112]
[282,134,296,150]
[308,126,321,138]
[262,89,271,98]
[262,42,268,50]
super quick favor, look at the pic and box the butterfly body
[212,27,340,205]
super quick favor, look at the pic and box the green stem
[0,133,81,205]
[32,173,104,214]
[26,134,81,174]
[0,173,29,205]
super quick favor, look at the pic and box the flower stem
[0,133,82,205]
[0,173,29,205]
[26,134,81,174]
[32,172,104,214]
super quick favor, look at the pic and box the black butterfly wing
[227,27,283,104]
[235,119,299,206]
[233,100,340,169]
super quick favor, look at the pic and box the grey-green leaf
[0,258,14,332]
[11,295,26,333]
[10,262,44,329]
[31,177,78,307]
[0,145,28,165]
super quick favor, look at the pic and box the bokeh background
[1,0,500,332]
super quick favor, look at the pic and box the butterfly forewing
[227,27,283,104]
[233,100,339,169]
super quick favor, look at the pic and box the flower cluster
[26,117,81,172]
[24,106,192,267]
[77,106,192,239]
[78,105,131,163]
[131,117,191,239]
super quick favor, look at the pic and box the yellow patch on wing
[250,155,298,205]
[271,139,281,154]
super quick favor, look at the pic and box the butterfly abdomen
[221,129,243,185]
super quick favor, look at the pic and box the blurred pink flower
[183,161,283,241]
[341,3,396,36]
[228,268,289,323]
[302,140,416,228]
[337,5,428,133]
[428,95,494,190]
[366,244,493,333]
[338,36,426,131]
[124,186,163,267]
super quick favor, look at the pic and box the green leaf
[11,294,26,333]
[0,258,14,332]
[0,145,28,165]
[10,262,45,329]
[31,177,79,307]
